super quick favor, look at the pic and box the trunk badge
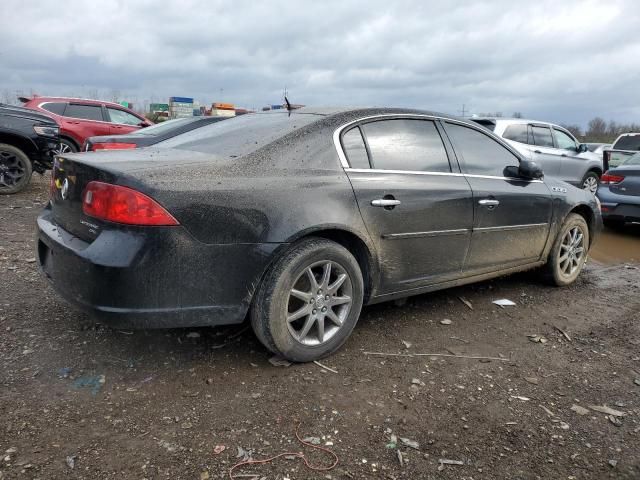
[61,178,70,200]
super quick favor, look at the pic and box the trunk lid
[608,165,640,197]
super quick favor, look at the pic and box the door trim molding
[474,223,548,233]
[382,228,470,240]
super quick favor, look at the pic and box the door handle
[534,150,542,154]
[478,199,500,206]
[371,199,401,207]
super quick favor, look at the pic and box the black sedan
[83,116,226,151]
[38,108,602,362]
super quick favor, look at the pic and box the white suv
[472,118,603,193]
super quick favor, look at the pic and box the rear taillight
[91,143,138,151]
[600,172,625,185]
[82,181,179,226]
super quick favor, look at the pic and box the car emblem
[61,178,70,200]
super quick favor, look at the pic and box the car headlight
[33,125,60,138]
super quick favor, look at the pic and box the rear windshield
[155,112,322,157]
[133,118,196,136]
[612,135,640,151]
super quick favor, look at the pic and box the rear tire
[0,143,33,195]
[581,171,599,194]
[250,237,364,363]
[544,213,590,286]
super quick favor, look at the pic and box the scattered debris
[213,445,226,455]
[72,374,105,396]
[539,405,556,416]
[458,296,473,310]
[268,356,292,367]
[302,437,321,445]
[440,319,452,325]
[492,298,516,308]
[607,414,622,426]
[588,405,625,417]
[186,332,201,339]
[524,377,539,385]
[25,257,36,263]
[609,459,618,468]
[363,352,510,361]
[313,360,338,374]
[511,395,531,401]
[411,378,425,386]
[396,450,404,467]
[22,349,33,355]
[553,325,572,342]
[65,455,77,469]
[399,437,419,450]
[200,471,210,480]
[401,340,412,349]
[236,446,254,462]
[57,367,73,379]
[634,378,640,387]
[158,440,179,453]
[570,404,590,416]
[528,335,548,344]
[438,458,464,471]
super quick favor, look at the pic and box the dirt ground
[1,174,639,480]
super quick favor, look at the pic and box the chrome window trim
[344,167,543,183]
[333,113,541,180]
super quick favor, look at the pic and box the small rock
[206,378,213,385]
[400,437,419,450]
[251,393,262,399]
[411,378,425,387]
[440,319,452,325]
[524,377,539,385]
[186,332,200,338]
[4,448,17,455]
[200,471,210,480]
[268,356,292,367]
[65,455,76,469]
[608,415,622,427]
[634,378,640,387]
[608,459,618,468]
[181,422,193,429]
[302,437,321,445]
[527,335,548,344]
[213,445,226,455]
[22,349,34,355]
[401,340,412,349]
[25,258,36,263]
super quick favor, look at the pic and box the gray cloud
[1,0,638,125]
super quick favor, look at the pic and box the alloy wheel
[582,176,598,193]
[285,260,353,346]
[53,142,73,155]
[0,150,26,189]
[558,226,585,277]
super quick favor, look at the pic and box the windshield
[612,134,640,151]
[156,112,322,157]
[132,118,197,136]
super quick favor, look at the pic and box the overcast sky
[1,0,638,126]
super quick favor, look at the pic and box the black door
[341,118,474,294]
[442,121,553,274]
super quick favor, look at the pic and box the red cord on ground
[228,422,339,479]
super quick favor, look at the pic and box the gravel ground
[1,174,639,480]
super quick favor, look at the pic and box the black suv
[0,104,60,194]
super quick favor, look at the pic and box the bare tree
[562,124,583,138]
[586,117,607,137]
[512,111,522,118]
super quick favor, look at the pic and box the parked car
[38,108,601,362]
[604,133,640,170]
[472,118,603,193]
[586,142,611,158]
[597,152,640,228]
[20,96,152,154]
[0,104,59,194]
[84,116,226,151]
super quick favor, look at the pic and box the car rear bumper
[37,206,281,328]
[596,187,640,222]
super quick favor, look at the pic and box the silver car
[472,118,603,193]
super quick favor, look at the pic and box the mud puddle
[589,223,640,265]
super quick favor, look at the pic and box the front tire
[54,138,78,155]
[544,213,590,286]
[581,171,599,194]
[250,237,364,362]
[0,143,33,195]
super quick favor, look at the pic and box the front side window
[553,128,578,150]
[64,104,104,121]
[342,127,369,168]
[361,119,450,172]
[41,102,66,115]
[531,125,554,147]
[445,122,520,177]
[502,124,529,144]
[107,108,142,126]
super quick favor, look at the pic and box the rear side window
[445,122,520,177]
[41,102,66,115]
[612,135,640,151]
[342,127,370,168]
[502,124,529,144]
[64,104,104,121]
[361,119,450,172]
[531,126,554,147]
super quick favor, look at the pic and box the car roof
[270,106,466,122]
[31,96,133,109]
[471,116,560,126]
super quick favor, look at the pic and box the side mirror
[578,143,588,153]
[138,122,148,128]
[518,159,544,179]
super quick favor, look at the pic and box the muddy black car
[0,104,59,194]
[38,108,601,362]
